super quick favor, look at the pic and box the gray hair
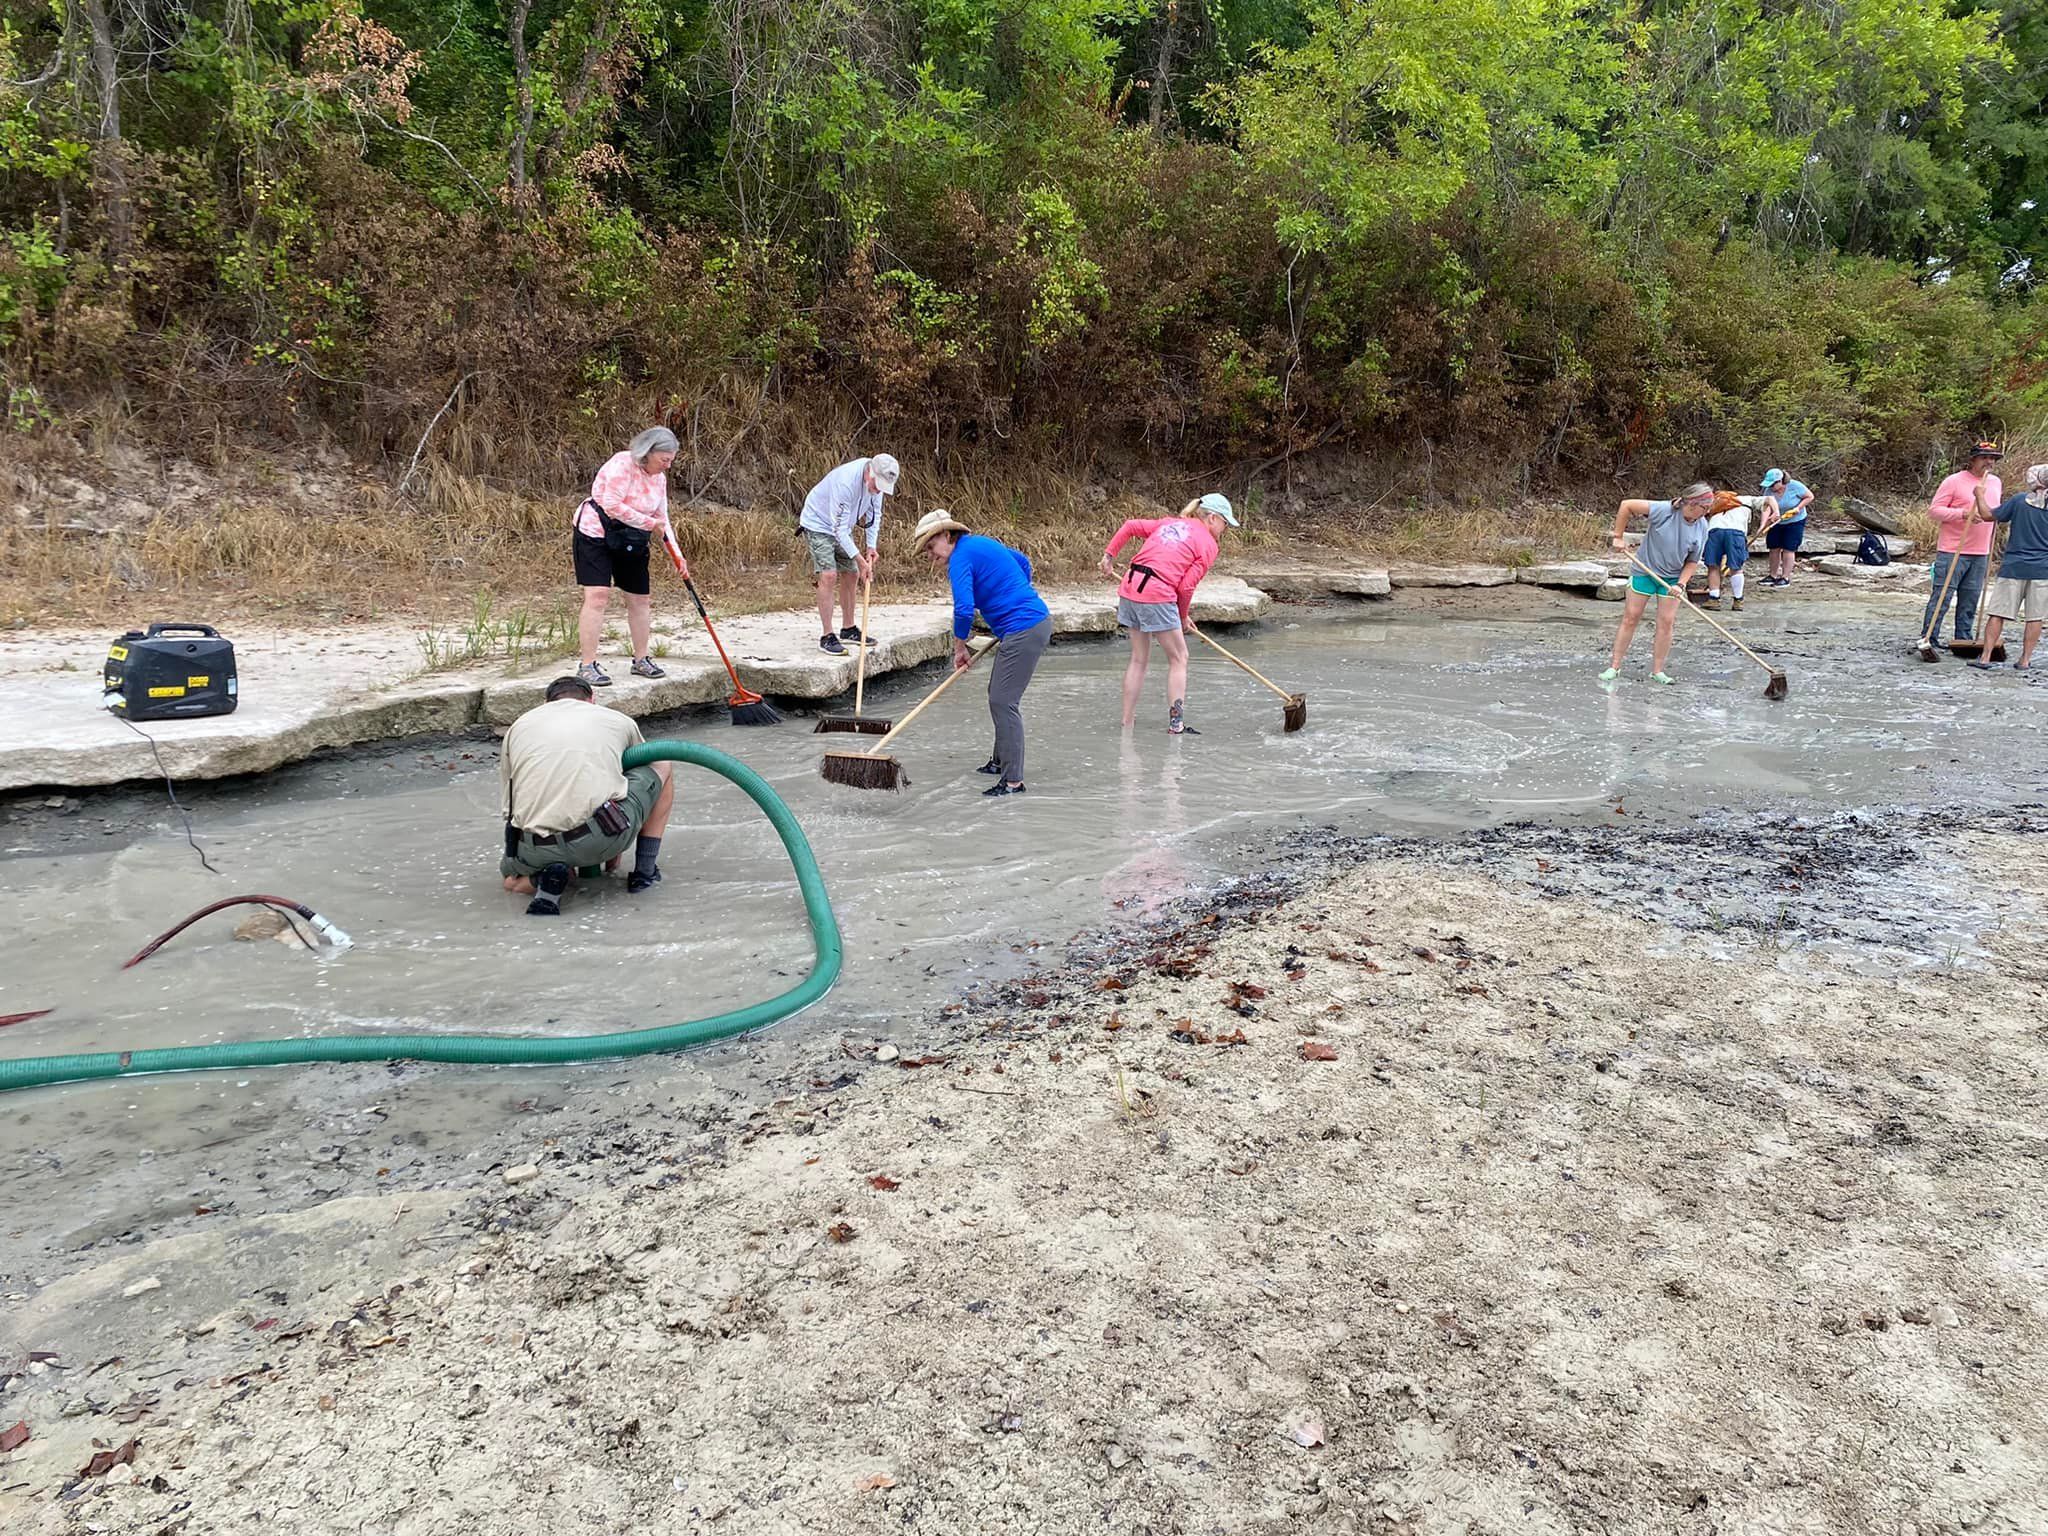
[630,426,679,465]
[1679,481,1715,502]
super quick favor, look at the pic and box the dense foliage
[3,0,2044,492]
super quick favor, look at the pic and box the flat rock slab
[1232,560,1391,600]
[1594,578,1629,602]
[1515,561,1611,592]
[1811,555,1929,583]
[1387,564,1517,588]
[0,580,1270,790]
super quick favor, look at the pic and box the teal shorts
[1630,571,1677,598]
[500,764,663,877]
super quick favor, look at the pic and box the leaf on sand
[867,1174,900,1191]
[827,1222,857,1243]
[1097,977,1126,991]
[1301,1042,1338,1062]
[79,1437,140,1478]
[1,1421,29,1453]
[1287,1419,1326,1448]
[854,1473,897,1492]
[897,1055,950,1069]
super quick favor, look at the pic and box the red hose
[121,895,318,970]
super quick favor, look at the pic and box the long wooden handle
[860,639,995,755]
[1190,627,1295,701]
[1971,525,2005,632]
[1626,553,1781,676]
[854,577,872,716]
[1920,543,1966,646]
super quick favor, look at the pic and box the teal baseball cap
[1760,468,1786,489]
[1197,492,1240,527]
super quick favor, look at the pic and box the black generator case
[104,623,239,722]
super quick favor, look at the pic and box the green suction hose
[0,741,841,1094]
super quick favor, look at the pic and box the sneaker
[626,867,662,894]
[1649,671,1676,686]
[1168,699,1187,735]
[577,661,612,688]
[1598,666,1620,682]
[819,633,847,656]
[976,757,1001,776]
[838,626,872,646]
[526,862,571,916]
[630,656,666,679]
[982,782,1026,798]
[1731,598,1744,612]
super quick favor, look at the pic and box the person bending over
[1601,483,1711,685]
[1700,491,1768,610]
[798,453,898,654]
[499,675,675,915]
[1755,467,1814,588]
[912,510,1053,798]
[1101,492,1239,734]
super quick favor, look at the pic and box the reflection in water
[1101,734,1196,919]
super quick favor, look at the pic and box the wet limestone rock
[1234,560,1391,600]
[1515,561,1611,592]
[1594,578,1629,601]
[1387,564,1516,588]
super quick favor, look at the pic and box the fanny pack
[583,497,651,558]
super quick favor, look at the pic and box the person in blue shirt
[1969,462,2048,672]
[1756,468,1814,588]
[912,510,1054,797]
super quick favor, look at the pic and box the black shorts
[572,529,650,595]
[1763,519,1805,553]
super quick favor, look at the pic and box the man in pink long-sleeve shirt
[1101,493,1239,733]
[1922,441,2002,645]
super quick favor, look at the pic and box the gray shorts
[1117,596,1182,634]
[500,764,663,877]
[802,529,859,576]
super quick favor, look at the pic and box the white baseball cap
[869,453,901,494]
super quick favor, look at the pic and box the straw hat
[911,509,970,551]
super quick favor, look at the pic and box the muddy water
[2,587,2042,1279]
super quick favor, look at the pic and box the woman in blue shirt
[912,511,1054,797]
[1757,468,1814,588]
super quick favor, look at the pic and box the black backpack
[1855,531,1891,566]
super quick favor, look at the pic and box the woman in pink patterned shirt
[574,427,684,686]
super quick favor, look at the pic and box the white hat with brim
[869,452,901,494]
[911,509,969,552]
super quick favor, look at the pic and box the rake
[814,576,889,735]
[821,639,994,791]
[1628,553,1789,700]
[1190,627,1307,732]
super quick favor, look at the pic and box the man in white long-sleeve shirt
[798,453,899,655]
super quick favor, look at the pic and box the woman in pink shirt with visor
[1100,493,1239,734]
[1922,440,2002,647]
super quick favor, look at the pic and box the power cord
[115,714,221,876]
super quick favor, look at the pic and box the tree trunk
[79,0,130,266]
[1148,0,1178,134]
[507,0,535,192]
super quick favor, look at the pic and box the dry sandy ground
[3,833,2045,1535]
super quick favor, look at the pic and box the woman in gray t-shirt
[1601,482,1713,685]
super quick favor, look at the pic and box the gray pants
[987,618,1052,784]
[1923,552,1987,642]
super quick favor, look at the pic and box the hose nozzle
[308,913,354,954]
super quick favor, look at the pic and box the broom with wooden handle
[814,576,890,735]
[821,638,995,791]
[1188,628,1307,732]
[1626,552,1789,699]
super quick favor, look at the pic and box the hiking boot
[1731,598,1744,612]
[630,656,666,679]
[577,661,612,688]
[626,867,662,894]
[526,862,572,916]
[819,633,848,656]
[838,626,872,646]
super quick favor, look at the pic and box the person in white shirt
[798,454,899,655]
[1699,491,1770,610]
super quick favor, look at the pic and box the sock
[634,835,661,878]
[1731,572,1744,599]
[1706,585,1720,599]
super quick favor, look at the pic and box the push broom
[1627,553,1789,699]
[814,576,889,735]
[1916,545,1968,663]
[1189,627,1308,732]
[1946,524,2009,663]
[821,639,994,791]
[666,529,781,726]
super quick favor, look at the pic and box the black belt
[1128,561,1161,594]
[518,801,622,846]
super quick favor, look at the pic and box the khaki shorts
[1987,577,2048,624]
[803,529,859,576]
[500,764,663,878]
